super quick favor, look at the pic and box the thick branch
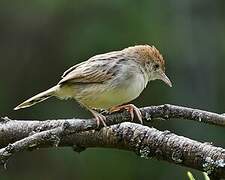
[1,104,225,146]
[65,123,225,178]
[0,104,225,178]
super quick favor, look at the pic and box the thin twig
[140,104,225,126]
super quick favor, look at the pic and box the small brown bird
[14,45,172,126]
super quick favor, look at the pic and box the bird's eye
[153,64,160,70]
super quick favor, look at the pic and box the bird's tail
[14,85,60,110]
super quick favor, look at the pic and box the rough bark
[0,104,225,178]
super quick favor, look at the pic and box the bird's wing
[61,61,86,78]
[59,52,124,85]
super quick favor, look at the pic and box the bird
[14,45,172,126]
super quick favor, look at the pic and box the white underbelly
[78,74,147,109]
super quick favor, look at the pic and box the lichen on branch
[0,104,225,178]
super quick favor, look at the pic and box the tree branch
[0,104,225,178]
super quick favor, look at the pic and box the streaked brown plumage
[14,45,172,126]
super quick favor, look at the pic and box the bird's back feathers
[59,51,125,85]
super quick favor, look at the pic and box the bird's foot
[110,104,143,124]
[89,109,107,127]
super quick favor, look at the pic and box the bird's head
[124,45,172,87]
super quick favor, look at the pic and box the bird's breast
[75,72,147,109]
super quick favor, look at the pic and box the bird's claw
[90,109,107,127]
[110,104,143,124]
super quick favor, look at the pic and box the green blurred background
[0,0,225,179]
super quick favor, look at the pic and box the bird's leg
[89,109,107,127]
[109,104,143,124]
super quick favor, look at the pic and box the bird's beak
[159,70,172,87]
